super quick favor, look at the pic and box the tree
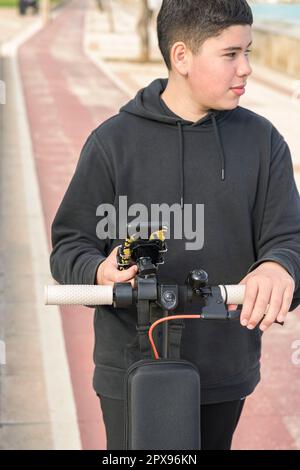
[97,0,115,33]
[41,0,50,24]
[137,0,152,62]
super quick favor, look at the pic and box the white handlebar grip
[45,285,114,306]
[219,285,246,305]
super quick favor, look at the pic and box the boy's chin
[212,102,239,112]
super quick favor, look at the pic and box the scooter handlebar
[44,284,114,306]
[44,284,245,306]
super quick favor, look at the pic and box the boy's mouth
[230,86,246,96]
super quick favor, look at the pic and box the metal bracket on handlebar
[201,286,240,320]
[201,286,228,320]
[186,271,240,321]
[157,285,179,312]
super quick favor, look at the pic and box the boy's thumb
[117,265,138,281]
[227,304,238,311]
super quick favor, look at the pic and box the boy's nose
[237,57,252,77]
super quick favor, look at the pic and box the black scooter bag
[124,358,201,450]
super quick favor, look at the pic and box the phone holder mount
[114,223,241,358]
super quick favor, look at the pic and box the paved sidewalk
[1,0,300,450]
[0,54,54,450]
[0,3,81,450]
[0,7,37,45]
[0,7,51,450]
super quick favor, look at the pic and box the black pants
[98,395,245,450]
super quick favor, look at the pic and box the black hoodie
[50,78,300,403]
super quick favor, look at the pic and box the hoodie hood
[120,78,228,209]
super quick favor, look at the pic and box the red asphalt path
[18,0,300,450]
[18,0,127,450]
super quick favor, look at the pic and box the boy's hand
[228,261,295,332]
[96,246,138,287]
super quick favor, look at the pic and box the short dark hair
[157,0,253,70]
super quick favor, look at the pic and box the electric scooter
[45,223,283,450]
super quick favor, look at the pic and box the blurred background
[0,0,300,450]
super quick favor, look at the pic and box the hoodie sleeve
[50,131,115,285]
[248,127,300,310]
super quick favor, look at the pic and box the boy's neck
[161,75,209,123]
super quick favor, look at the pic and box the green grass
[0,1,61,7]
[0,0,18,6]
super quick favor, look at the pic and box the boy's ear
[170,42,190,76]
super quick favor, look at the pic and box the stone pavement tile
[2,243,33,277]
[0,163,27,218]
[79,419,106,451]
[240,388,278,417]
[1,375,50,424]
[4,332,44,376]
[4,301,40,336]
[0,423,53,450]
[283,416,300,450]
[259,376,300,416]
[233,414,298,450]
[4,274,37,304]
[0,7,36,45]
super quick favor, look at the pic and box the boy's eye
[226,52,236,58]
[225,49,252,58]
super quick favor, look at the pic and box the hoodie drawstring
[176,113,226,209]
[211,113,226,182]
[177,122,184,210]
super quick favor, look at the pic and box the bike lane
[18,0,127,450]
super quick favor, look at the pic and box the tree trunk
[41,0,50,24]
[137,0,151,62]
[98,0,115,33]
[105,0,115,33]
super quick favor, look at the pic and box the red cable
[149,315,201,359]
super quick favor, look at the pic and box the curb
[1,9,81,450]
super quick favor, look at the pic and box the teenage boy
[50,0,300,450]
